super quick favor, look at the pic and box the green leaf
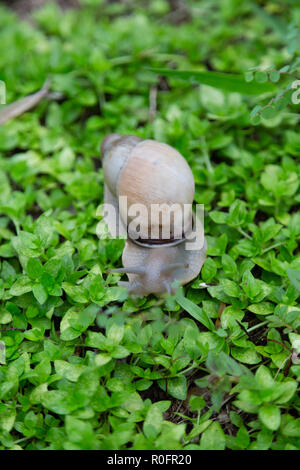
[200,422,226,450]
[209,211,228,224]
[62,283,89,303]
[255,71,268,83]
[205,351,248,377]
[60,305,97,341]
[221,279,241,298]
[248,302,274,315]
[250,104,262,117]
[0,406,16,432]
[54,360,86,382]
[259,404,281,431]
[282,418,300,437]
[24,327,45,342]
[269,70,280,83]
[175,288,214,330]
[107,323,124,344]
[287,269,300,291]
[255,365,274,388]
[261,166,299,197]
[26,258,43,280]
[159,375,187,400]
[276,381,297,404]
[12,231,43,258]
[261,106,277,119]
[41,390,78,415]
[143,403,166,439]
[149,69,275,95]
[231,346,261,364]
[251,114,261,125]
[244,71,254,82]
[9,276,32,296]
[221,254,237,277]
[65,416,95,449]
[242,270,261,299]
[32,283,48,304]
[227,200,247,227]
[201,257,217,282]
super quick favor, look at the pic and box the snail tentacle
[161,263,189,273]
[162,280,172,295]
[108,266,146,275]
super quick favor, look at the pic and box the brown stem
[215,302,226,329]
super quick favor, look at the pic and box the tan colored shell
[102,136,194,240]
[102,134,142,196]
[101,134,207,296]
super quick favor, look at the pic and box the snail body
[101,134,207,296]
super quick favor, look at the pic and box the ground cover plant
[0,0,299,450]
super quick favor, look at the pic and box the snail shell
[101,134,207,296]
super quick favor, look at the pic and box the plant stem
[200,137,213,173]
[261,241,285,254]
[237,227,251,240]
[247,320,268,333]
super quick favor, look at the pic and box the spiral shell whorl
[102,134,142,195]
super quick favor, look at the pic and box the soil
[3,0,189,22]
[2,0,79,17]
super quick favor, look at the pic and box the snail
[101,134,207,296]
